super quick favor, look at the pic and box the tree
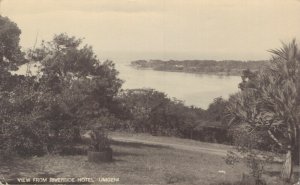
[0,15,27,138]
[0,15,26,92]
[0,16,40,156]
[0,15,25,68]
[120,89,170,133]
[205,97,228,123]
[0,18,124,156]
[120,88,203,137]
[227,40,300,182]
[30,33,123,144]
[1,77,50,156]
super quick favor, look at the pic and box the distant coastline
[130,59,268,76]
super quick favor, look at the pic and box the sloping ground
[0,132,297,185]
[109,131,233,151]
[111,135,228,157]
[0,141,248,185]
[109,132,299,183]
[109,132,284,162]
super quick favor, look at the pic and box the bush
[225,125,278,185]
[0,117,49,157]
[119,88,205,137]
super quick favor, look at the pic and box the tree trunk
[281,149,293,182]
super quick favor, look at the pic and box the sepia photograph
[0,0,300,184]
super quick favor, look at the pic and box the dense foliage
[118,89,230,143]
[0,16,124,157]
[226,40,300,182]
[120,89,194,135]
[0,15,38,157]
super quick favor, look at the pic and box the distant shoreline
[130,59,268,76]
[131,65,243,76]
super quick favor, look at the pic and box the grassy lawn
[0,132,296,185]
[109,131,233,151]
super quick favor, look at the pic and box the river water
[114,61,241,109]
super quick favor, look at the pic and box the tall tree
[227,40,300,182]
[205,97,228,123]
[0,16,44,156]
[0,15,26,91]
[30,33,123,141]
[0,15,25,129]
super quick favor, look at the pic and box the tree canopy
[0,15,25,69]
[0,15,26,92]
[30,33,124,141]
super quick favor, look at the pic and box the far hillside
[131,59,268,76]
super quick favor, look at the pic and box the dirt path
[111,136,229,156]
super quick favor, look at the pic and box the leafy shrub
[1,117,49,157]
[225,125,277,185]
[119,88,205,137]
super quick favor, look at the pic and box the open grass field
[0,132,297,185]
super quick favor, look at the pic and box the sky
[1,0,300,61]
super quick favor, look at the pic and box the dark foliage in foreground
[226,40,300,182]
[0,16,123,157]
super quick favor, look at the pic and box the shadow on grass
[0,158,37,175]
[0,158,43,181]
[0,158,64,180]
[113,150,141,157]
[111,140,171,149]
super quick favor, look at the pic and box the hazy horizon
[1,0,300,62]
